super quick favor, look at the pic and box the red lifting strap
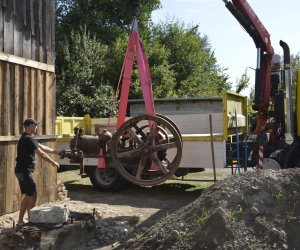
[98,20,156,169]
[116,20,156,130]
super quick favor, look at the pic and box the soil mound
[127,169,300,250]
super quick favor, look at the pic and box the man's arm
[38,143,62,155]
[35,148,60,168]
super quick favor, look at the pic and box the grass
[57,167,232,195]
[229,205,243,219]
[195,207,209,227]
[274,190,286,201]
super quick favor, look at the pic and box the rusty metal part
[156,113,182,144]
[98,129,112,142]
[110,114,182,186]
[60,149,83,164]
[70,135,100,156]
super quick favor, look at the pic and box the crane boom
[223,0,274,133]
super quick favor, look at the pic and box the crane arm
[223,0,273,55]
[223,0,274,133]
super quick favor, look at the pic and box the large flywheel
[110,114,183,186]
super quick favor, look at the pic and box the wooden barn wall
[0,0,56,216]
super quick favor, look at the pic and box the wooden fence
[0,0,56,216]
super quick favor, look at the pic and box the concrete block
[29,206,69,224]
[40,216,96,250]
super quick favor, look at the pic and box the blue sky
[151,0,300,94]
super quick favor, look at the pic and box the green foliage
[56,27,117,117]
[229,205,243,219]
[274,190,286,201]
[56,0,161,45]
[55,1,232,116]
[235,69,250,94]
[291,53,300,102]
[148,19,231,97]
[195,207,209,227]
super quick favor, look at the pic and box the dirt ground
[0,169,225,249]
[1,168,300,250]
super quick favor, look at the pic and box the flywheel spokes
[110,114,182,186]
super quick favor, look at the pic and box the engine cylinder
[70,135,100,156]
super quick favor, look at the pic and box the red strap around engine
[116,20,155,130]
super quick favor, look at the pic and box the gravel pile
[126,169,300,250]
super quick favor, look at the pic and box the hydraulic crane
[223,0,300,169]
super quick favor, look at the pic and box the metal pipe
[244,108,248,172]
[235,110,241,173]
[254,48,261,109]
[209,114,217,182]
[280,40,294,139]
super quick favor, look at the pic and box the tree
[56,0,161,45]
[235,69,250,94]
[291,53,300,88]
[55,1,232,116]
[145,20,231,98]
[56,27,116,117]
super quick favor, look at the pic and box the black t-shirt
[15,132,39,173]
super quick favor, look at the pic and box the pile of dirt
[126,169,300,250]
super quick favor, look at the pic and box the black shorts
[15,171,37,196]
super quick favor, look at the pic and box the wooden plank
[38,0,43,46]
[18,65,24,127]
[45,72,50,134]
[3,0,13,54]
[0,136,20,142]
[0,134,57,142]
[47,141,57,202]
[38,0,44,63]
[44,0,49,53]
[30,0,35,37]
[13,0,23,57]
[9,64,15,135]
[45,0,55,65]
[0,52,55,72]
[30,0,37,60]
[5,142,18,212]
[3,63,10,135]
[23,67,30,120]
[31,1,39,61]
[0,144,6,215]
[50,0,55,63]
[0,0,4,51]
[36,69,44,135]
[14,65,20,135]
[0,62,4,135]
[35,143,42,205]
[45,72,55,134]
[39,140,57,203]
[29,68,35,118]
[13,177,21,212]
[23,0,31,59]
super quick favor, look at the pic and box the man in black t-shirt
[15,118,61,226]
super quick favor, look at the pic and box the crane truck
[223,0,300,169]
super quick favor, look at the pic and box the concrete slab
[39,216,96,249]
[29,206,69,224]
